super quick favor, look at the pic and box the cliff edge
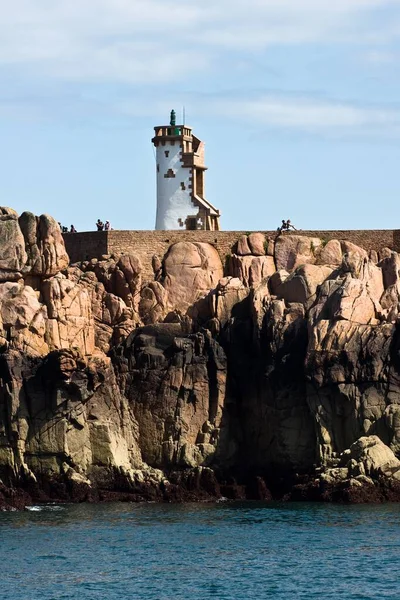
[1,209,400,509]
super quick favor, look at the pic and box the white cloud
[116,90,400,137]
[220,97,384,128]
[0,0,399,82]
[1,0,400,139]
[204,94,400,135]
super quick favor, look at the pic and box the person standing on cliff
[70,225,77,233]
[104,220,111,231]
[96,219,104,231]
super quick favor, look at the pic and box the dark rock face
[1,209,400,508]
[112,324,227,470]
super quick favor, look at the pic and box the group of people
[58,219,111,233]
[96,219,111,231]
[277,219,297,233]
[58,223,77,233]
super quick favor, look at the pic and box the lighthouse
[152,110,220,230]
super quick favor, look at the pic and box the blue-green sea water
[0,501,399,600]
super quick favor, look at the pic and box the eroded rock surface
[1,214,400,507]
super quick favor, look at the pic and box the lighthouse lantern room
[152,110,220,231]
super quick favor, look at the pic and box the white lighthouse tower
[152,110,220,230]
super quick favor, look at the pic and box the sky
[1,0,400,232]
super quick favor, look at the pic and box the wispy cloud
[1,0,400,139]
[0,0,399,83]
[116,90,400,138]
[212,95,400,131]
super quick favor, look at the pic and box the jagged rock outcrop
[1,214,400,508]
[19,211,69,276]
[0,208,27,281]
[163,241,223,310]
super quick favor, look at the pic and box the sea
[0,501,399,600]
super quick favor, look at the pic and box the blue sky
[1,0,400,231]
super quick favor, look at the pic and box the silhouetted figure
[62,226,68,233]
[277,220,287,233]
[104,220,111,231]
[96,219,104,231]
[70,225,77,233]
[286,219,297,231]
[277,219,297,234]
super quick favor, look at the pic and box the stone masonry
[64,229,399,282]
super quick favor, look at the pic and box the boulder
[41,274,95,355]
[229,255,275,287]
[0,282,48,356]
[236,235,252,256]
[0,207,27,278]
[114,254,142,310]
[248,232,266,256]
[265,237,275,257]
[163,242,223,311]
[369,250,378,264]
[326,275,376,324]
[379,252,400,290]
[277,264,332,308]
[274,235,322,272]
[139,281,168,325]
[269,269,290,295]
[209,277,249,326]
[347,436,400,480]
[341,240,368,260]
[251,279,271,331]
[19,212,69,276]
[316,239,342,267]
[379,247,392,261]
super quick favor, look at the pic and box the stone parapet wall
[64,229,398,282]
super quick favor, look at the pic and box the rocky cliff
[1,209,400,509]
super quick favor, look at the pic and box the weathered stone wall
[64,229,398,282]
[64,231,108,262]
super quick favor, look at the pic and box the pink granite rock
[248,232,266,256]
[163,242,223,311]
[274,235,322,272]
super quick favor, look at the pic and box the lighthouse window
[180,182,186,190]
[157,164,159,172]
[165,150,169,157]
